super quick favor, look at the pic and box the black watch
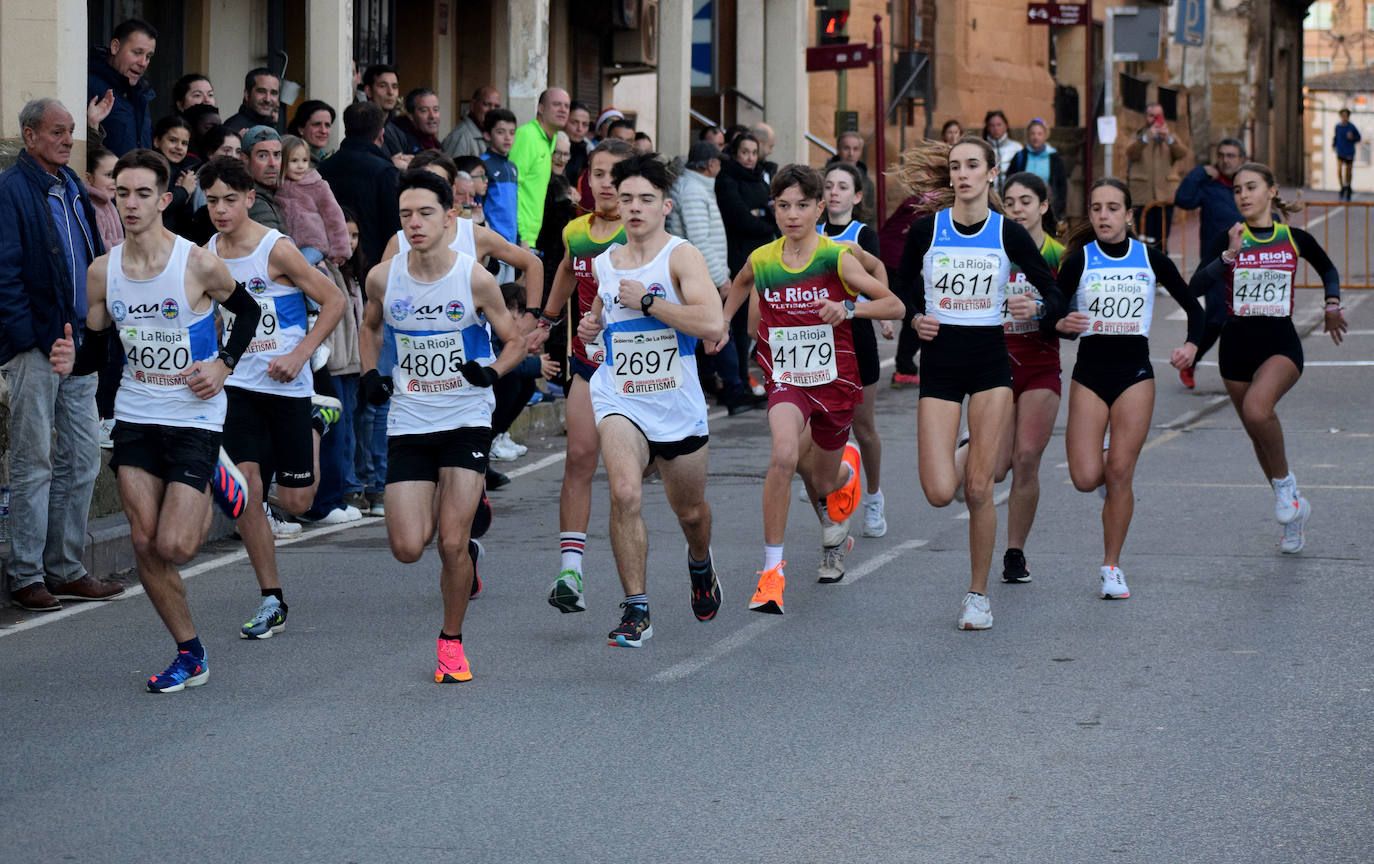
[640,293,656,316]
[217,349,237,370]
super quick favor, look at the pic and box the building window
[1369,2,1374,32]
[1304,1,1332,30]
[1304,57,1333,79]
[354,0,395,67]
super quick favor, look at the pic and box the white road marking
[0,518,377,638]
[1158,395,1230,429]
[651,538,929,682]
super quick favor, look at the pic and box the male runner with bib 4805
[575,154,726,648]
[359,170,526,682]
[54,150,263,692]
[204,156,346,640]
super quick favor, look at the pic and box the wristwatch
[843,300,856,320]
[217,349,237,370]
[640,293,656,316]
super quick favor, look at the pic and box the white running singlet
[107,236,225,431]
[922,210,1011,327]
[1075,239,1157,338]
[394,217,477,258]
[381,249,495,436]
[209,229,312,396]
[588,237,709,442]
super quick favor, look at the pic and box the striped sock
[559,532,587,573]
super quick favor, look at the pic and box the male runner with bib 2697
[717,165,903,614]
[204,156,346,640]
[53,150,262,692]
[358,170,526,682]
[575,154,726,648]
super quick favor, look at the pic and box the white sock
[763,544,784,571]
[559,532,587,573]
[1272,473,1297,493]
[867,488,884,507]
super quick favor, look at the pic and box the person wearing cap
[595,107,625,140]
[510,87,570,246]
[241,125,284,231]
[666,140,750,413]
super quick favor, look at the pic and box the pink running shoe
[434,637,472,683]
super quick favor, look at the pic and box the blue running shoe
[147,650,208,693]
[211,447,248,519]
[607,602,652,647]
[240,596,287,639]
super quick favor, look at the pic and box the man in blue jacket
[86,19,157,156]
[1173,137,1246,389]
[1333,108,1361,201]
[0,98,124,611]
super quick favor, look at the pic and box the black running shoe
[689,558,722,621]
[607,602,652,647]
[1002,548,1031,583]
[468,539,483,598]
[471,491,492,539]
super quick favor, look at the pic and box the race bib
[1233,268,1291,317]
[769,325,837,387]
[1001,277,1041,335]
[931,252,1000,314]
[222,298,279,355]
[394,332,467,395]
[1084,276,1149,335]
[120,326,193,388]
[610,329,683,394]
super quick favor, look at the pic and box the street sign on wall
[1174,0,1206,46]
[1026,3,1088,26]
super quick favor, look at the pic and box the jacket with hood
[715,157,777,276]
[667,168,729,286]
[1007,144,1068,217]
[277,169,351,260]
[87,49,154,155]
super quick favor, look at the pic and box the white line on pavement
[0,518,378,638]
[652,538,929,682]
[1159,395,1231,429]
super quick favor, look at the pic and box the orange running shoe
[826,443,862,523]
[748,562,786,614]
[434,637,472,683]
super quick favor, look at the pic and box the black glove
[459,360,499,388]
[359,369,393,405]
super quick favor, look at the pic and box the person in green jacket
[509,88,569,245]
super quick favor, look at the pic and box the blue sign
[692,0,714,89]
[1175,0,1205,46]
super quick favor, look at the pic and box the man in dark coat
[318,101,402,267]
[86,19,157,155]
[0,98,124,612]
[223,68,281,134]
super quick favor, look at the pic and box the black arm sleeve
[1291,227,1341,300]
[894,215,935,321]
[71,325,112,376]
[1147,247,1206,345]
[220,282,263,364]
[1054,249,1086,341]
[1001,219,1065,335]
[856,224,882,259]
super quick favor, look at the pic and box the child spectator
[151,113,200,233]
[277,134,351,266]
[83,146,123,250]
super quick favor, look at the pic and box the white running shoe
[98,418,116,450]
[314,505,362,525]
[815,502,850,548]
[1273,475,1301,524]
[499,432,528,456]
[817,535,854,584]
[489,434,520,462]
[862,498,887,537]
[1099,565,1130,599]
[264,503,302,539]
[1279,497,1310,554]
[957,592,993,630]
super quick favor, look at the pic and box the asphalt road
[4,290,1371,863]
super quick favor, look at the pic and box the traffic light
[816,0,850,46]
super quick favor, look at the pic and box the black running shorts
[918,325,1012,403]
[1218,316,1303,382]
[386,426,492,484]
[223,387,316,488]
[110,422,221,491]
[1070,336,1154,407]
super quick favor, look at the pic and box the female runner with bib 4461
[1188,161,1346,553]
[1055,179,1205,600]
[895,137,1066,631]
